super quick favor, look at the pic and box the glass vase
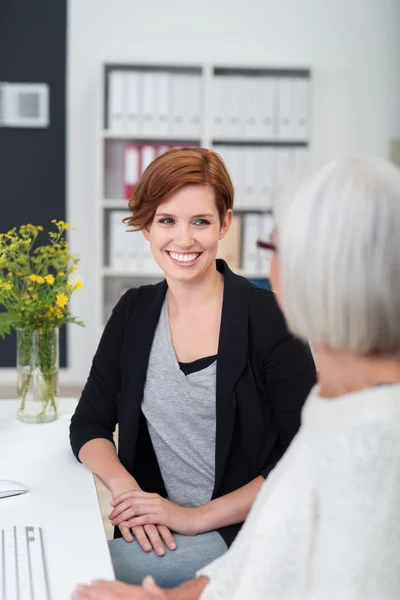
[17,328,59,424]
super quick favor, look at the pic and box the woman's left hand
[109,491,200,536]
[72,576,168,599]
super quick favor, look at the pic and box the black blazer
[70,260,316,547]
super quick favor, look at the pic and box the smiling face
[143,184,232,284]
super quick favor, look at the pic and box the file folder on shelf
[242,214,261,274]
[108,70,128,132]
[217,215,242,269]
[276,78,293,140]
[141,72,156,136]
[124,144,140,200]
[154,72,171,137]
[292,78,310,141]
[109,211,131,270]
[127,71,141,136]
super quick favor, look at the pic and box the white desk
[0,398,115,599]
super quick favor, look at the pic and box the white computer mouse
[0,480,29,499]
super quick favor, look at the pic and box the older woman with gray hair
[73,157,400,600]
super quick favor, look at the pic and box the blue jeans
[108,531,227,588]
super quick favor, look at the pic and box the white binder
[225,77,244,139]
[260,78,275,140]
[126,71,141,136]
[243,149,257,209]
[108,70,128,133]
[211,77,225,139]
[186,74,202,138]
[141,145,157,174]
[276,78,293,140]
[171,74,188,137]
[154,72,171,137]
[275,148,295,191]
[292,78,310,141]
[242,214,261,274]
[243,77,260,140]
[109,211,130,270]
[257,148,276,209]
[141,73,155,136]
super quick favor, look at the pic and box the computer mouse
[0,480,29,499]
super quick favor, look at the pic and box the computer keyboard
[1,526,51,600]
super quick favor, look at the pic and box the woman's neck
[315,346,400,398]
[166,266,224,315]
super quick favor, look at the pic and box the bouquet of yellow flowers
[0,221,84,423]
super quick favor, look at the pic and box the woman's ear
[142,227,150,241]
[219,209,233,240]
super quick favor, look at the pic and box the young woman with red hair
[70,148,316,588]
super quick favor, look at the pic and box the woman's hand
[72,576,169,599]
[110,483,176,556]
[110,491,200,536]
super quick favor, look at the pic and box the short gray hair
[274,158,400,355]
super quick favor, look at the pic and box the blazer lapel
[213,260,250,496]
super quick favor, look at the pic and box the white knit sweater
[198,384,400,599]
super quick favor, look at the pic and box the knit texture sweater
[198,384,400,599]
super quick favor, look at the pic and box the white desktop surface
[0,398,115,599]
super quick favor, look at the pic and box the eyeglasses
[256,239,277,253]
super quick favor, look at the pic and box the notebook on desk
[1,526,51,600]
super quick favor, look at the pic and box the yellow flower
[16,271,23,277]
[36,276,45,284]
[56,293,68,309]
[58,271,65,277]
[7,272,12,277]
[45,274,55,285]
[74,280,83,290]
[3,282,12,291]
[55,308,63,319]
[29,274,38,282]
[27,286,33,292]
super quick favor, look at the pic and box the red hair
[123,147,234,230]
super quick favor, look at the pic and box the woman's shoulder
[247,284,289,337]
[111,280,166,322]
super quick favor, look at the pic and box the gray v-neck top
[142,297,217,507]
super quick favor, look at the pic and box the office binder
[109,211,130,270]
[225,77,243,138]
[243,149,257,209]
[261,78,275,140]
[257,148,275,209]
[292,78,310,141]
[217,215,242,269]
[186,74,202,138]
[127,71,141,136]
[276,78,293,140]
[211,76,225,139]
[141,145,157,174]
[275,148,295,191]
[141,73,155,136]
[108,70,128,132]
[171,74,187,137]
[124,144,140,200]
[154,72,171,137]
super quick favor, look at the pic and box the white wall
[67,0,400,384]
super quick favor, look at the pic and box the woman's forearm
[166,576,210,600]
[196,476,264,533]
[78,438,140,496]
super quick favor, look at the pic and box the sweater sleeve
[69,289,136,460]
[307,423,400,599]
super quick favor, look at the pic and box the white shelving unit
[96,62,311,333]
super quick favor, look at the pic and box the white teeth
[168,252,200,263]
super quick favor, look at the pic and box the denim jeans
[108,531,227,588]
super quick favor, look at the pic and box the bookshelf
[96,62,311,332]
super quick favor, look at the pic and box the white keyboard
[0,526,51,600]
